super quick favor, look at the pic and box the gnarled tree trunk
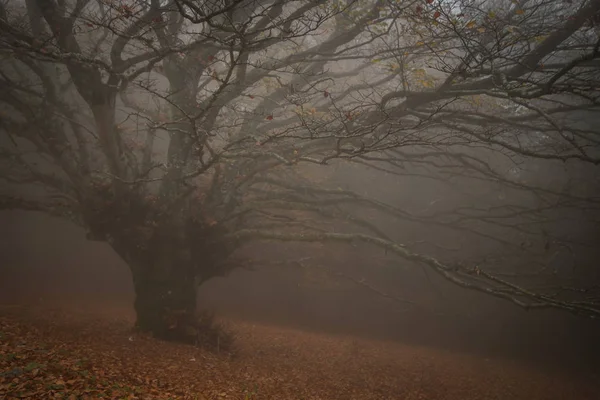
[132,267,197,342]
[129,222,200,343]
[83,184,235,343]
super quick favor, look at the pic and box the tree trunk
[130,228,199,343]
[102,203,234,343]
[132,269,197,342]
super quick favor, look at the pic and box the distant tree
[1,0,599,341]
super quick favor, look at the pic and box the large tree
[1,0,599,341]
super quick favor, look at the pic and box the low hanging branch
[229,229,600,319]
[1,0,600,341]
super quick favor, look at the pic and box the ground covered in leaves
[1,304,599,400]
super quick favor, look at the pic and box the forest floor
[1,302,599,400]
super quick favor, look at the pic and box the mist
[2,0,600,398]
[2,207,600,395]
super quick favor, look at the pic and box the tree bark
[130,225,199,343]
[132,267,198,342]
[96,198,234,343]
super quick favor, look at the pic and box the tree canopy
[1,0,600,339]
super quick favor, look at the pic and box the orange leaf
[433,11,441,19]
[265,115,273,120]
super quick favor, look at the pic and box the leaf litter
[1,304,599,399]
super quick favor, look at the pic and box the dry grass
[1,303,599,399]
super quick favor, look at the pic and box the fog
[2,210,599,373]
[2,0,600,398]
